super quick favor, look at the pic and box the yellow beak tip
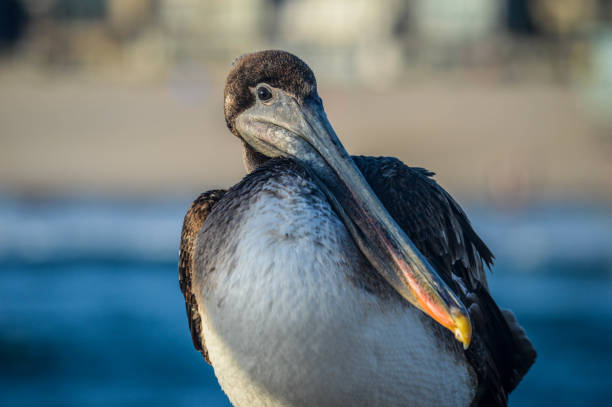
[451,311,472,350]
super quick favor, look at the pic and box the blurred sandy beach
[1,65,611,206]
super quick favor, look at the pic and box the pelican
[179,50,535,406]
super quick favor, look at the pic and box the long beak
[241,94,472,349]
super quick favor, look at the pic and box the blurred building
[1,0,609,84]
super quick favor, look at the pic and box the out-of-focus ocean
[1,197,611,407]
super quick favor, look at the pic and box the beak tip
[451,308,472,350]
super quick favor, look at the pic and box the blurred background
[1,0,611,406]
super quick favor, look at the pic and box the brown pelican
[179,50,536,406]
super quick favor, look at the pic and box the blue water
[1,197,611,406]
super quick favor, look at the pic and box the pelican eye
[257,86,273,102]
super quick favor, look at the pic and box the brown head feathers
[224,50,318,137]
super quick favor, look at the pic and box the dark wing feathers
[353,156,493,292]
[353,155,535,407]
[178,189,226,364]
